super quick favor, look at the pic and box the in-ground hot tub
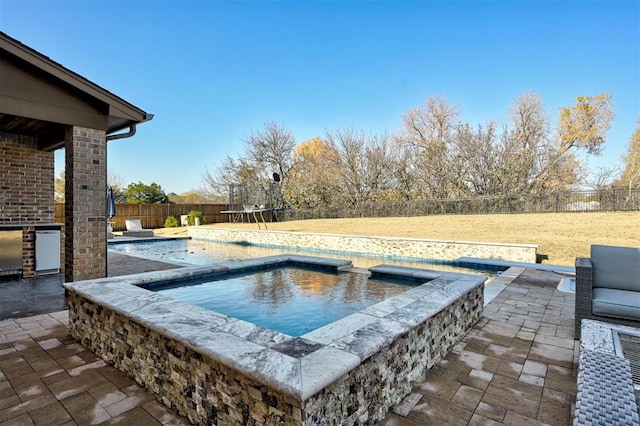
[64,255,485,425]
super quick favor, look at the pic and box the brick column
[22,226,36,278]
[59,224,66,275]
[64,126,107,282]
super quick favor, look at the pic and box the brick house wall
[0,132,55,223]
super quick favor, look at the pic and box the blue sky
[1,0,638,194]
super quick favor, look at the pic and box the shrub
[164,215,179,227]
[187,210,207,226]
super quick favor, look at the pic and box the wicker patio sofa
[574,244,640,339]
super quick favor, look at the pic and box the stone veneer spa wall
[65,256,485,425]
[188,227,538,263]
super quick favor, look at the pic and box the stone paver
[0,313,190,425]
[0,254,190,425]
[382,269,576,425]
[1,254,577,425]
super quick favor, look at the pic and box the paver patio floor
[381,269,577,425]
[0,254,576,425]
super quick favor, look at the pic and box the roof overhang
[0,31,153,151]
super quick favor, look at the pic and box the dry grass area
[156,212,639,266]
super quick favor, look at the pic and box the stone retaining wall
[188,227,538,263]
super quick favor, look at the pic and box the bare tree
[326,129,393,206]
[199,156,259,201]
[502,92,550,192]
[327,129,366,206]
[200,122,296,204]
[363,133,395,201]
[386,140,418,201]
[395,95,461,199]
[454,122,500,195]
[244,121,296,184]
[584,166,619,190]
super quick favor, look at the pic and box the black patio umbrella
[106,187,117,219]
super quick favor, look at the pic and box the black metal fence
[53,189,639,228]
[283,188,640,220]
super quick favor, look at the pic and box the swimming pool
[146,265,419,336]
[109,238,495,276]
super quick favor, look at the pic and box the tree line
[200,92,639,210]
[55,175,175,204]
[52,92,640,209]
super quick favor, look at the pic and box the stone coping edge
[107,235,191,245]
[457,257,575,274]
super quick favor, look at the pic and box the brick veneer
[22,226,35,277]
[0,132,54,223]
[64,126,107,282]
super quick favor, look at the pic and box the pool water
[147,266,415,336]
[109,238,494,275]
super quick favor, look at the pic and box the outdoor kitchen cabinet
[0,229,22,275]
[0,224,62,277]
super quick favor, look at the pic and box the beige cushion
[591,244,640,291]
[125,219,144,231]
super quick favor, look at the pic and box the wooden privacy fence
[55,203,228,231]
